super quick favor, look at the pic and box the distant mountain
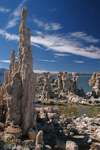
[0,68,8,77]
[76,73,92,76]
[35,72,92,76]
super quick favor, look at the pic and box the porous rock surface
[0,7,36,135]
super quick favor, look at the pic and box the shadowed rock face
[0,7,36,135]
[41,73,52,100]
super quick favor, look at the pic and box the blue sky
[0,0,100,73]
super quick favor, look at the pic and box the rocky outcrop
[62,72,71,92]
[89,72,97,86]
[0,71,8,122]
[52,71,80,100]
[18,7,36,134]
[41,73,52,100]
[57,71,78,94]
[9,49,15,83]
[88,72,100,98]
[37,72,54,86]
[0,7,36,135]
[38,71,85,102]
[58,71,63,90]
[71,72,78,94]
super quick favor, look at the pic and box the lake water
[0,76,92,93]
[78,76,92,93]
[1,75,100,117]
[57,103,100,117]
[42,103,100,117]
[0,76,4,83]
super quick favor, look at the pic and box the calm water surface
[57,103,100,117]
[0,76,92,93]
[0,76,4,83]
[78,76,92,93]
[1,75,100,117]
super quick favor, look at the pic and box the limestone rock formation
[62,72,71,92]
[57,71,78,94]
[57,71,63,90]
[89,72,100,97]
[55,71,79,98]
[0,71,8,122]
[36,72,54,86]
[89,72,97,86]
[18,6,36,134]
[0,7,36,135]
[41,73,52,100]
[71,72,78,94]
[9,49,15,83]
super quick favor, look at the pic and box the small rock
[90,142,100,150]
[36,130,44,146]
[45,145,52,150]
[35,144,43,150]
[28,128,36,141]
[66,141,78,150]
[23,140,35,149]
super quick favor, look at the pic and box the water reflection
[57,103,100,117]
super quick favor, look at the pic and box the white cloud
[0,29,19,41]
[0,28,100,59]
[50,60,56,62]
[33,17,62,31]
[5,0,28,29]
[0,60,10,63]
[0,7,10,13]
[34,30,43,35]
[36,59,56,62]
[70,32,99,43]
[48,8,57,12]
[54,53,69,57]
[31,33,100,59]
[34,70,58,74]
[74,61,84,64]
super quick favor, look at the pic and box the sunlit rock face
[57,71,78,94]
[89,72,100,97]
[18,7,36,134]
[0,7,36,135]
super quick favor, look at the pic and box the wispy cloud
[74,61,84,64]
[5,0,28,29]
[0,7,10,13]
[0,60,10,63]
[48,8,57,12]
[54,53,69,57]
[33,17,62,31]
[31,33,100,59]
[36,59,56,62]
[0,28,100,59]
[34,70,58,74]
[70,32,99,43]
[0,29,19,41]
[34,30,43,35]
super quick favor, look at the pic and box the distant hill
[35,72,92,77]
[76,73,92,76]
[0,68,8,77]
